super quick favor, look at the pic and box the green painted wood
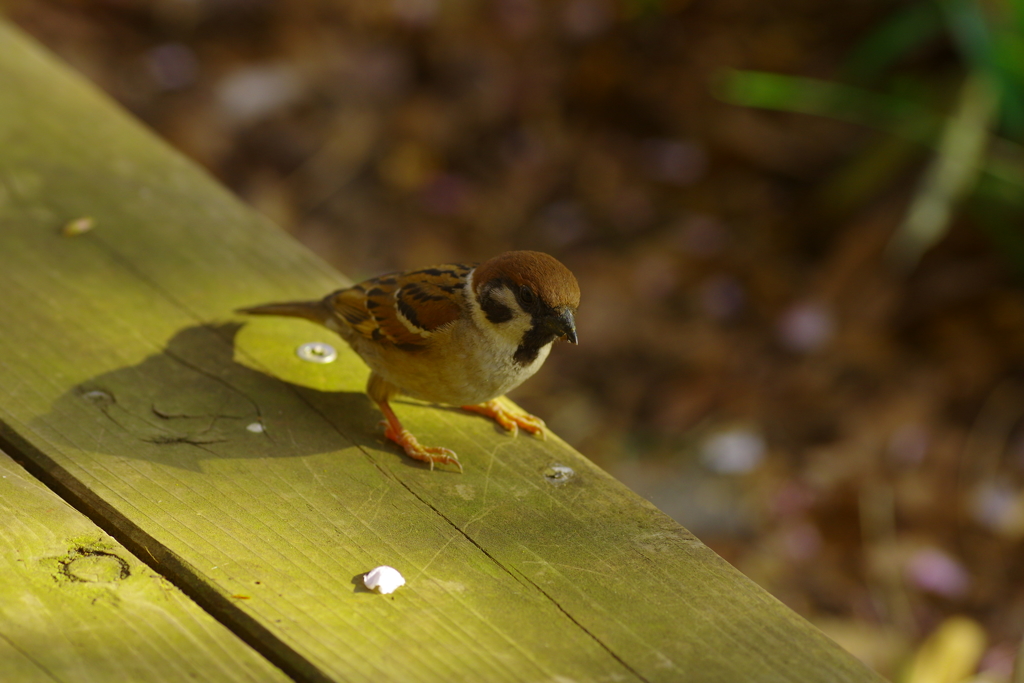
[0,448,290,682]
[0,21,885,683]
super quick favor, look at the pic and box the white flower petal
[363,566,405,594]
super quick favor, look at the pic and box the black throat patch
[514,323,557,365]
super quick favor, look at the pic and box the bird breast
[346,316,551,406]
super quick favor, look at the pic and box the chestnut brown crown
[472,250,580,311]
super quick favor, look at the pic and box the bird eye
[519,285,536,305]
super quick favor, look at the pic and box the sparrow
[237,250,580,472]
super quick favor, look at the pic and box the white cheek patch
[485,286,533,344]
[465,271,535,357]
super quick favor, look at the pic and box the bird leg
[376,399,463,472]
[376,403,464,473]
[367,372,461,472]
[461,399,546,438]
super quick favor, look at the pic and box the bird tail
[235,299,333,326]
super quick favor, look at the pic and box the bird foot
[381,421,463,472]
[461,399,546,438]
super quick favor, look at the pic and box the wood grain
[0,448,290,682]
[0,21,884,683]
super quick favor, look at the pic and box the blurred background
[5,0,1024,679]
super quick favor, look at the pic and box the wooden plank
[0,448,290,682]
[0,21,885,683]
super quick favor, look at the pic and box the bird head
[471,251,580,363]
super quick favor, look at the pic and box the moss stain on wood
[0,449,290,682]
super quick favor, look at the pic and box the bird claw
[382,423,463,473]
[462,400,546,438]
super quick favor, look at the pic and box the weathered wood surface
[0,447,290,682]
[0,22,885,683]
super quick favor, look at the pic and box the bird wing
[327,263,473,351]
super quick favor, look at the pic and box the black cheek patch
[480,293,513,324]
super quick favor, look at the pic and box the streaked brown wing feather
[326,263,472,351]
[329,287,380,337]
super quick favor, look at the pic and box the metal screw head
[296,342,337,364]
[80,388,114,407]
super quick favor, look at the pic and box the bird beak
[551,308,577,345]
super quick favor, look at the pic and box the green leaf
[940,0,1024,140]
[717,70,938,137]
[886,71,998,268]
[842,1,943,84]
